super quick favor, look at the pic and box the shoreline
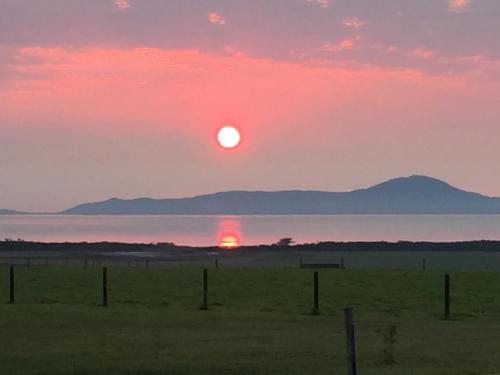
[2,240,500,270]
[1,240,500,254]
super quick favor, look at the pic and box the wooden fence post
[146,259,149,269]
[201,269,208,310]
[341,258,345,269]
[9,266,14,304]
[422,258,426,271]
[215,259,219,268]
[344,308,357,375]
[102,267,108,307]
[84,258,88,269]
[313,271,319,314]
[444,274,450,319]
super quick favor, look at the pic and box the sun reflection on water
[218,233,240,249]
[217,218,241,249]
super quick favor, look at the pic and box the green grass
[301,251,500,271]
[2,265,500,374]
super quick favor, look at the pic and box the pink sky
[1,0,500,211]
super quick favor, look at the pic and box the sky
[1,0,500,212]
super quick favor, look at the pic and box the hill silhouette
[62,175,500,215]
[0,209,23,215]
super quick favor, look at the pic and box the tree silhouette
[275,238,294,247]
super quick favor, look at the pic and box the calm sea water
[1,215,500,246]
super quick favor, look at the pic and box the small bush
[375,324,397,365]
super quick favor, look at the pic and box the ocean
[1,214,500,246]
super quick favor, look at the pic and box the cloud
[304,0,329,9]
[0,4,497,74]
[339,39,353,49]
[0,1,498,79]
[114,0,130,10]
[448,0,471,13]
[224,46,246,57]
[370,43,398,53]
[321,39,353,52]
[208,12,226,25]
[343,17,364,29]
[411,48,433,59]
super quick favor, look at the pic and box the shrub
[375,324,397,365]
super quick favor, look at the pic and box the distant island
[3,175,500,215]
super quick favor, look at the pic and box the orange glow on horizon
[1,46,472,141]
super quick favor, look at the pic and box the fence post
[84,258,88,269]
[341,258,345,269]
[422,258,426,271]
[102,267,108,307]
[344,308,357,375]
[313,271,319,314]
[201,269,208,310]
[444,274,450,319]
[146,259,149,269]
[9,266,14,304]
[215,259,219,268]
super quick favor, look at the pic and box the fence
[4,264,455,320]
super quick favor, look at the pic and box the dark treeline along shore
[3,240,500,271]
[2,240,500,253]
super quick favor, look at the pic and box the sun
[217,126,241,149]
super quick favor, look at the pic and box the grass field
[2,265,500,374]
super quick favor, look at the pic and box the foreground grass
[1,265,500,374]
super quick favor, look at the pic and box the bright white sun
[217,126,241,149]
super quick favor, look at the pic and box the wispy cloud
[0,1,498,80]
[370,43,398,53]
[339,39,353,49]
[305,0,329,9]
[343,17,364,29]
[208,12,226,25]
[321,39,354,52]
[224,45,246,57]
[114,0,130,10]
[411,48,433,59]
[448,0,471,13]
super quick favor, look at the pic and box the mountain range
[2,175,500,215]
[52,175,500,215]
